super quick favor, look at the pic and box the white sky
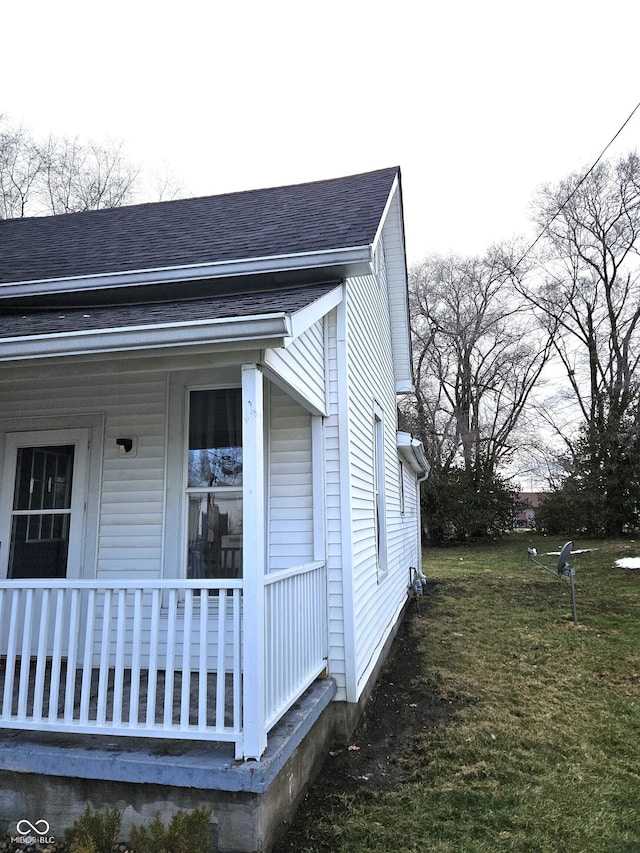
[3,0,640,263]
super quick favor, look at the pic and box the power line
[514,98,640,270]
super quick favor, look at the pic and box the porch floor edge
[0,678,336,794]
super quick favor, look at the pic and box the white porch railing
[265,560,328,729]
[0,580,243,750]
[0,564,327,760]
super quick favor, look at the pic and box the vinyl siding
[381,184,413,391]
[0,361,167,580]
[97,379,166,578]
[343,270,419,697]
[267,384,313,571]
[324,308,348,694]
[263,319,325,414]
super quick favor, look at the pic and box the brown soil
[278,583,460,851]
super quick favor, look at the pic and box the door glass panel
[8,445,74,579]
[187,389,243,579]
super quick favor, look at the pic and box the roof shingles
[0,283,339,339]
[0,168,399,286]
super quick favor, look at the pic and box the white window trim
[164,368,243,580]
[373,402,387,579]
[0,428,90,579]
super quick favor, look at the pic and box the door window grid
[13,446,74,542]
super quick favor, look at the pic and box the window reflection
[187,491,243,579]
[187,389,243,579]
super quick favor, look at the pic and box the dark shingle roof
[0,283,339,339]
[0,167,399,286]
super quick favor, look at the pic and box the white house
[0,167,427,851]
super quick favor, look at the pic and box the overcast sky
[3,0,639,263]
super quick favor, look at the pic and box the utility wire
[513,98,640,271]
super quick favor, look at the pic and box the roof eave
[0,313,292,362]
[0,246,373,300]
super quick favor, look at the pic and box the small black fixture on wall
[116,437,137,456]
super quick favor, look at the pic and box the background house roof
[0,167,400,287]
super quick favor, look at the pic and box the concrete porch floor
[0,676,337,852]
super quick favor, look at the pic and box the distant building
[516,492,546,528]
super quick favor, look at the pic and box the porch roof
[0,281,342,360]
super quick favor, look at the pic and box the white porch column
[311,415,326,563]
[241,363,267,760]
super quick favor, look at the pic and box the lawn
[280,534,640,853]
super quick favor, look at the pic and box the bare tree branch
[405,248,553,482]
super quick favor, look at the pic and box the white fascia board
[0,313,291,361]
[0,246,372,299]
[370,173,400,256]
[397,431,430,479]
[288,283,344,339]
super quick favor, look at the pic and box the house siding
[263,319,326,414]
[344,271,416,697]
[96,377,167,579]
[324,309,348,696]
[381,190,413,392]
[0,364,167,580]
[267,384,313,571]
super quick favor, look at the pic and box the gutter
[0,246,373,300]
[397,431,429,480]
[0,313,292,361]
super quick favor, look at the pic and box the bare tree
[0,117,142,218]
[147,161,185,202]
[408,248,553,480]
[526,152,640,534]
[39,135,139,214]
[404,248,554,542]
[0,117,42,217]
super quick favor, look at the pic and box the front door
[0,429,89,579]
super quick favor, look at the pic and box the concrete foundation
[0,600,411,851]
[0,678,336,853]
[333,598,411,743]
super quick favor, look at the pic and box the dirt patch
[279,587,461,849]
[554,619,596,631]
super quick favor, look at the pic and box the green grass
[287,535,640,852]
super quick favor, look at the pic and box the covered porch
[0,565,327,760]
[0,360,331,760]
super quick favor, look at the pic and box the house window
[399,460,405,515]
[186,388,243,579]
[374,404,387,575]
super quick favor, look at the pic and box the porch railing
[0,564,327,759]
[0,579,243,748]
[265,560,328,729]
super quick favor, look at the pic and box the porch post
[312,415,326,563]
[241,363,267,760]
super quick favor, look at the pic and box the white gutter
[0,313,292,361]
[0,246,373,300]
[397,431,429,479]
